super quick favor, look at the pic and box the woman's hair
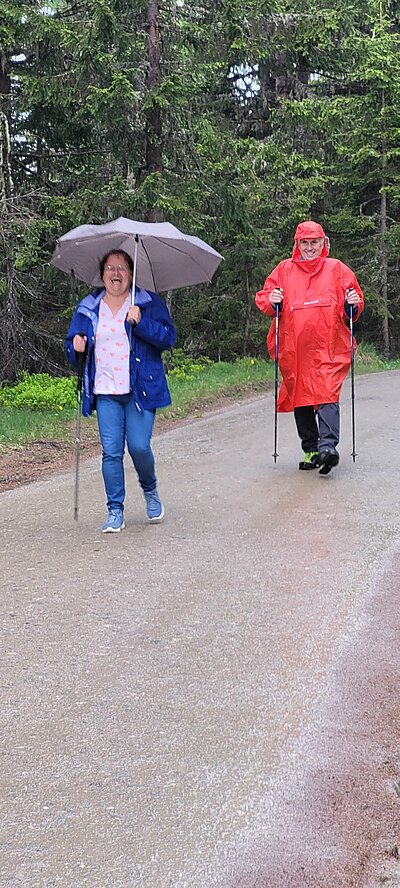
[99,249,134,280]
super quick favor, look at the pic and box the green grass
[0,358,273,449]
[1,348,400,450]
[161,357,274,420]
[355,342,400,372]
[0,407,76,449]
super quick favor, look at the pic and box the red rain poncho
[255,222,364,412]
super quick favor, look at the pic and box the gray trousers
[294,403,340,453]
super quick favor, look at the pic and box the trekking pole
[74,343,86,521]
[349,305,357,462]
[273,301,280,462]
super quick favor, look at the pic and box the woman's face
[298,238,324,260]
[102,252,132,297]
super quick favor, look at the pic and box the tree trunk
[0,50,11,105]
[165,289,174,316]
[380,189,389,357]
[380,87,390,358]
[275,50,292,102]
[0,112,22,382]
[145,0,163,223]
[3,255,23,382]
[0,111,13,204]
[243,270,252,356]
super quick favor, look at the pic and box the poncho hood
[292,220,329,262]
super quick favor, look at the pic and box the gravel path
[1,371,399,887]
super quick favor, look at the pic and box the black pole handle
[76,331,87,394]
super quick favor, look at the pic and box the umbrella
[51,217,224,295]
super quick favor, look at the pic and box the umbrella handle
[131,236,138,306]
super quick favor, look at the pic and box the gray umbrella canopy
[51,217,224,291]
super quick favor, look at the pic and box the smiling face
[102,251,133,299]
[298,237,324,260]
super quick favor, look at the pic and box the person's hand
[269,288,283,306]
[345,288,360,305]
[73,334,87,353]
[126,305,142,325]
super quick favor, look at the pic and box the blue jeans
[96,394,156,512]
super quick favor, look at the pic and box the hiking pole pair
[272,299,357,464]
[74,340,86,521]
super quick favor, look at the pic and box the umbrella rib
[140,239,157,290]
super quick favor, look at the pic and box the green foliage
[2,354,400,451]
[0,373,77,410]
[0,361,274,448]
[164,348,212,380]
[162,354,274,419]
[3,0,400,383]
[356,341,388,369]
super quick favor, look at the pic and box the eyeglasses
[104,263,129,273]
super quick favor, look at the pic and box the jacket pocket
[292,297,332,311]
[138,370,169,405]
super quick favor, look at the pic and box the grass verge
[1,349,400,451]
[0,359,274,450]
[161,358,274,421]
[0,407,76,449]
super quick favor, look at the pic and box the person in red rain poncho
[255,221,364,473]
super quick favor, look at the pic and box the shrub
[164,348,212,381]
[355,341,386,367]
[0,372,77,410]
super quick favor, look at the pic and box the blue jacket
[65,287,176,416]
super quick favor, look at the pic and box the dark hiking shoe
[299,451,319,471]
[318,447,339,475]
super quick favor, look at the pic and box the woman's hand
[73,334,87,353]
[126,305,142,325]
[269,288,283,306]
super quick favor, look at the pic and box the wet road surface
[1,371,400,887]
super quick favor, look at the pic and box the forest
[1,0,400,382]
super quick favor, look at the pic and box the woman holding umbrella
[65,249,176,532]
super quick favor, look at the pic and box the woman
[65,249,176,531]
[255,221,364,474]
